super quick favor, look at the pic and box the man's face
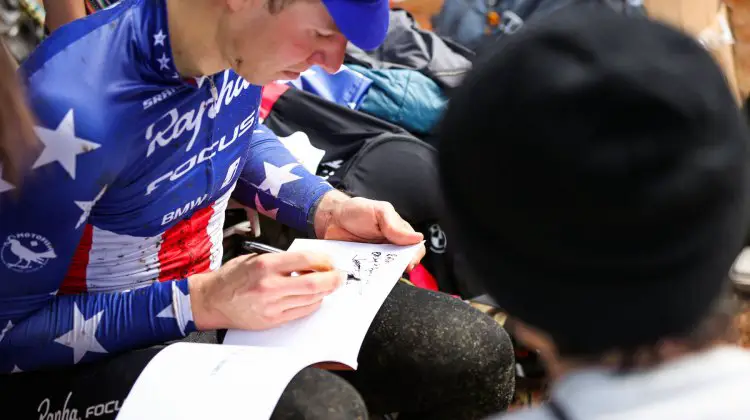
[220,0,348,85]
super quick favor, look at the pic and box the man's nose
[308,36,347,73]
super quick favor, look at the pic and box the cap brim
[322,0,390,51]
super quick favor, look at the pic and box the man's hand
[188,252,345,331]
[313,190,426,271]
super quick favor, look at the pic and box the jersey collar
[140,0,206,87]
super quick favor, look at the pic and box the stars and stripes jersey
[0,0,333,373]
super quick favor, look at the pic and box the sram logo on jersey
[145,70,253,158]
[142,87,179,110]
[145,111,255,196]
[162,194,208,225]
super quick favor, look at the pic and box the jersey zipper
[183,74,219,277]
[208,75,219,102]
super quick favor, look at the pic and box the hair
[0,40,39,189]
[616,295,738,374]
[554,284,740,372]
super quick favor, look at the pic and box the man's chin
[229,69,269,86]
[280,70,302,79]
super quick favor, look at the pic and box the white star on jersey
[0,165,14,194]
[54,303,108,364]
[74,186,108,229]
[33,109,101,180]
[156,281,194,336]
[0,320,13,342]
[11,366,21,373]
[257,162,301,197]
[157,53,171,70]
[153,29,167,47]
[254,193,279,220]
[277,132,326,174]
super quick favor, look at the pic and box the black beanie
[438,5,750,356]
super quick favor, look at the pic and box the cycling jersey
[0,0,333,373]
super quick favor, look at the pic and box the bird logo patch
[2,233,57,273]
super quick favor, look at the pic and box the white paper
[117,240,421,420]
[224,239,422,368]
[117,343,322,420]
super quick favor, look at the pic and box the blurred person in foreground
[439,4,750,420]
[42,0,87,32]
[42,1,115,32]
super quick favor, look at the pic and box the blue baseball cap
[321,0,390,51]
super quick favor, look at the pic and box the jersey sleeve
[0,71,196,374]
[0,119,197,373]
[232,123,334,233]
[0,280,196,373]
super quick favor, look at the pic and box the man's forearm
[43,0,87,32]
[234,123,333,233]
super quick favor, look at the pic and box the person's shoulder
[19,1,148,141]
[20,0,143,80]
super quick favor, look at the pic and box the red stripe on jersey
[60,224,94,294]
[157,205,215,281]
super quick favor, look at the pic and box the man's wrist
[187,272,220,331]
[312,189,349,239]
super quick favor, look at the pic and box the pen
[242,241,361,281]
[242,241,287,255]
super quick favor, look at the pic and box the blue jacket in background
[348,64,447,135]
